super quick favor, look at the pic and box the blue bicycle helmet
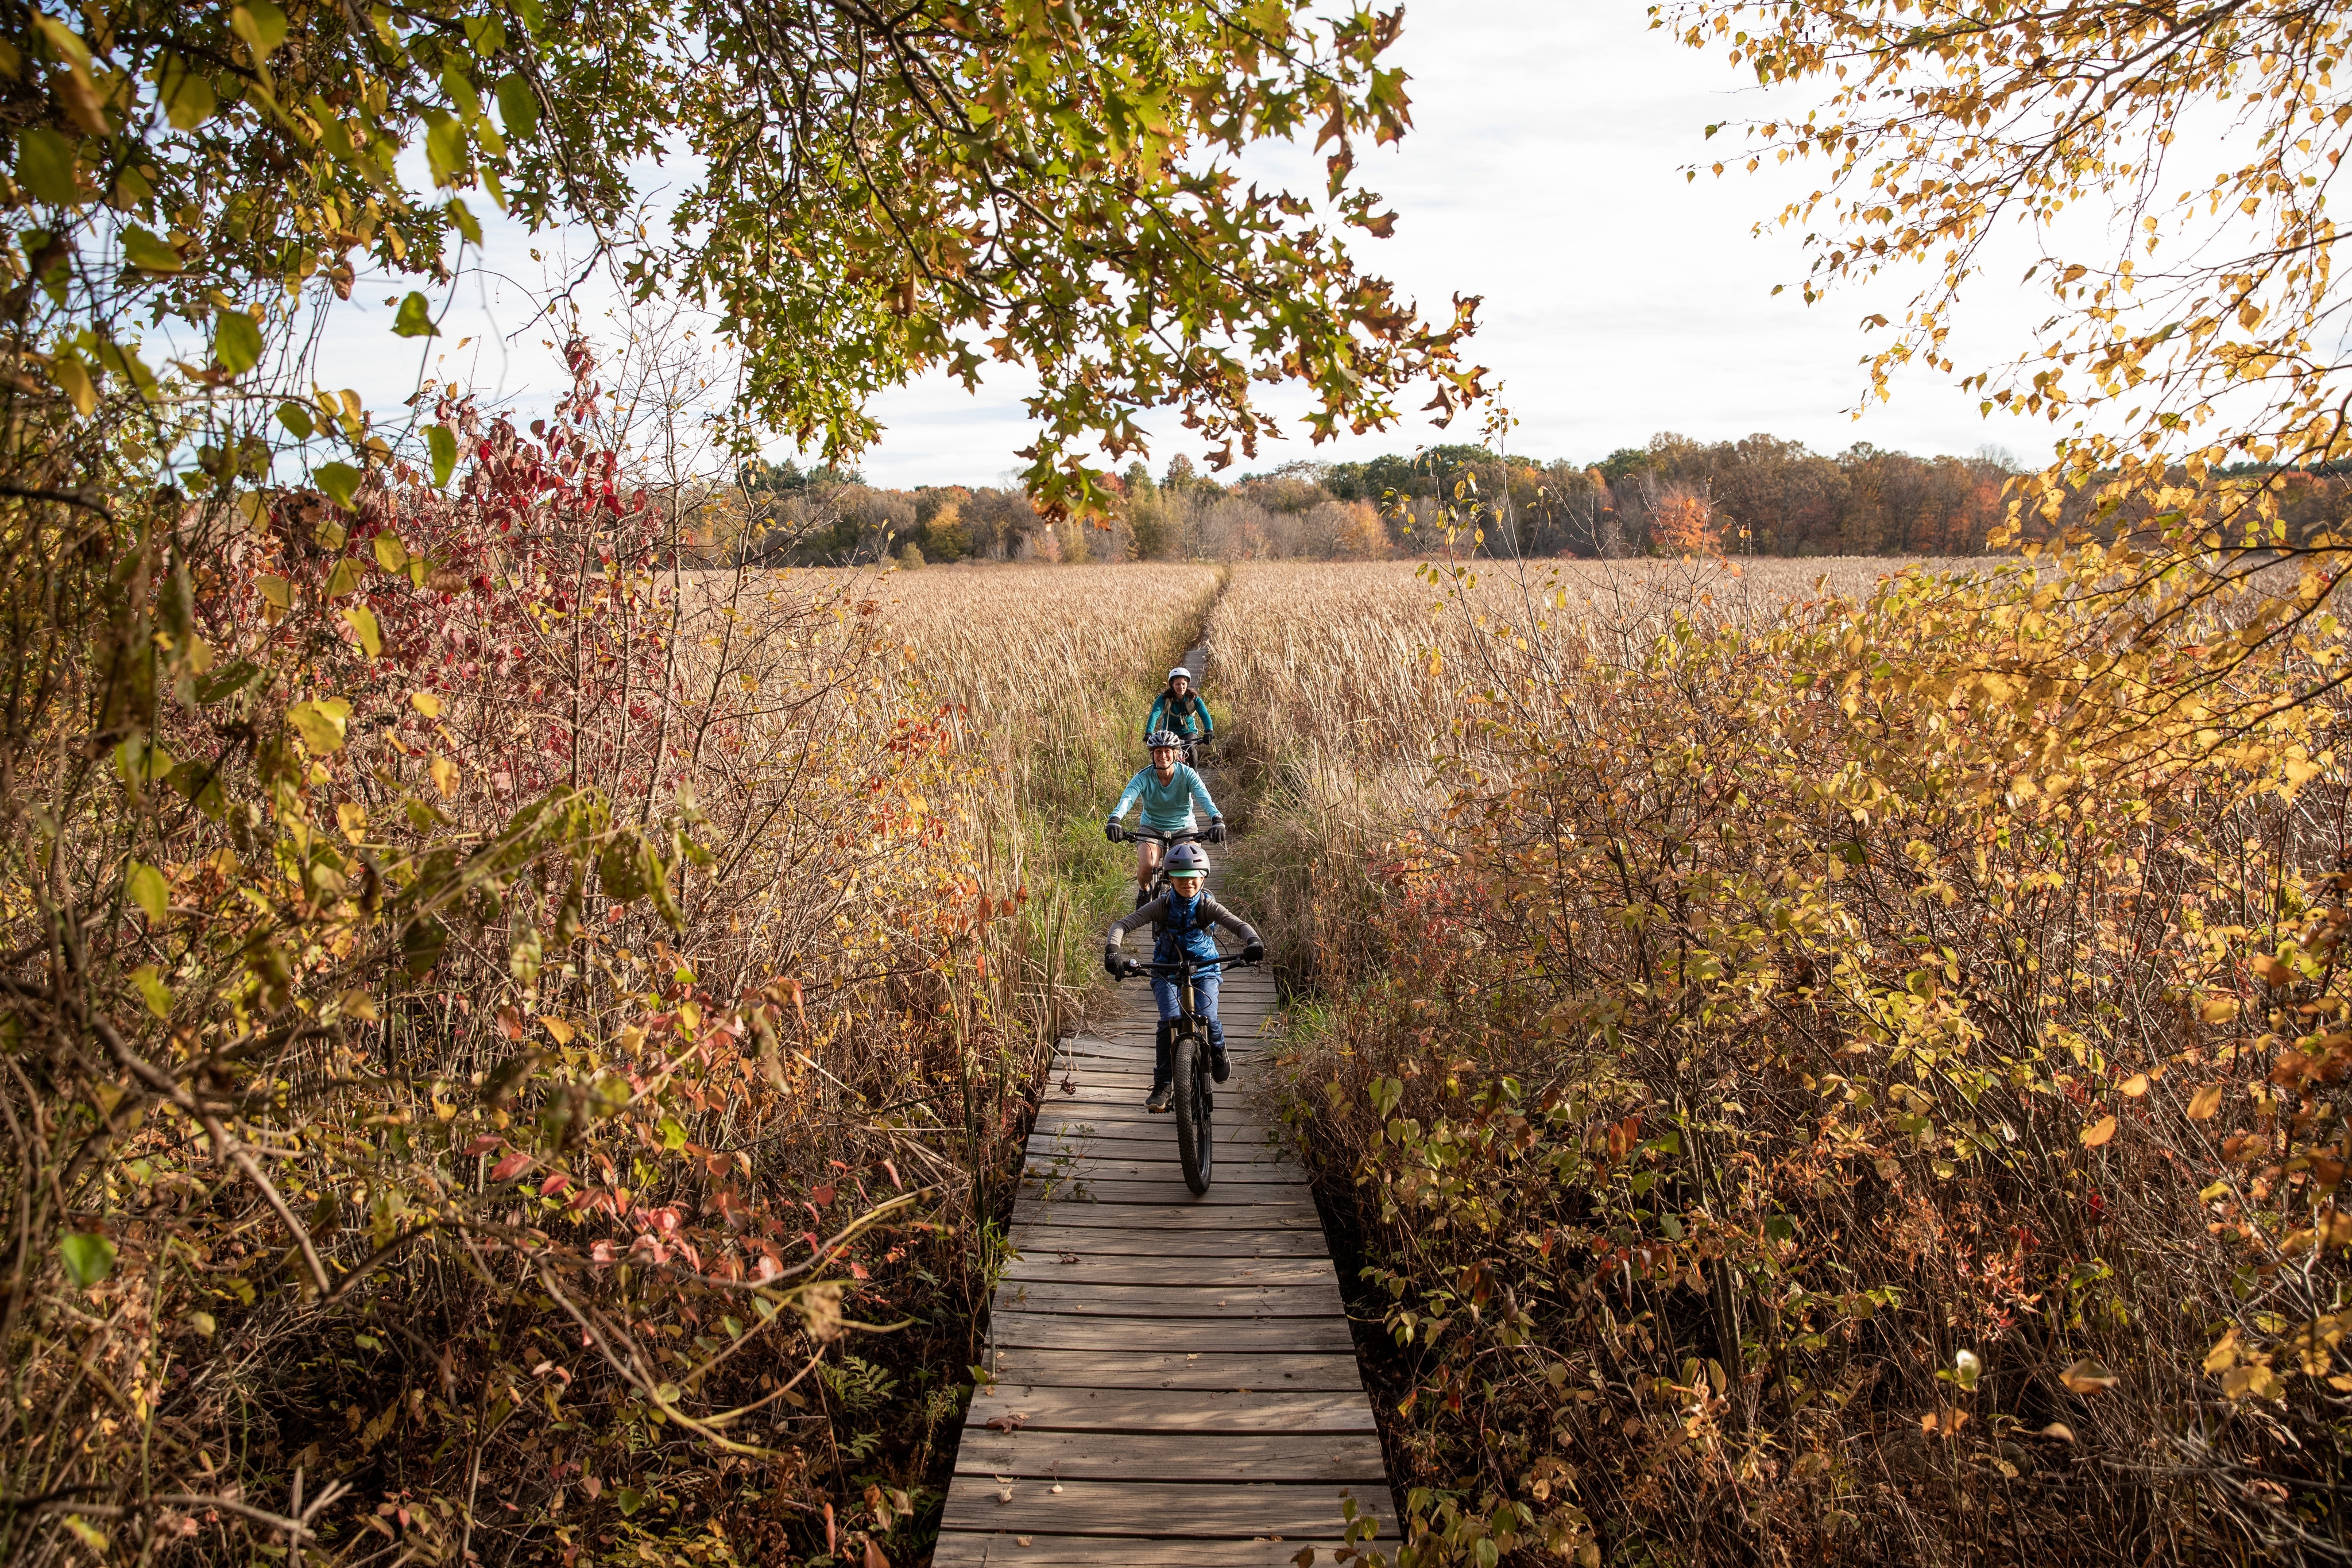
[1165,842,1210,876]
[1146,729,1185,750]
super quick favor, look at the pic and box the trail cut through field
[934,638,1391,1565]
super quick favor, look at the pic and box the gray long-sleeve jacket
[1105,892,1262,962]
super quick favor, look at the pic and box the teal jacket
[1144,690,1215,740]
[1110,764,1220,834]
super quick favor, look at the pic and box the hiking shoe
[1144,1083,1174,1113]
[1209,1047,1231,1083]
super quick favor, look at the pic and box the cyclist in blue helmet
[1104,841,1264,1112]
[1106,730,1226,904]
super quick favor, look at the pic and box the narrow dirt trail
[931,634,1393,1564]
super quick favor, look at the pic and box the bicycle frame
[1117,944,1254,1196]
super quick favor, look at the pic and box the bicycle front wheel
[1170,1035,1214,1195]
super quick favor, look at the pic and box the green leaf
[59,1232,117,1288]
[391,291,440,338]
[231,2,287,62]
[315,461,362,510]
[447,196,483,247]
[16,128,80,205]
[403,916,448,978]
[126,862,169,923]
[198,659,261,703]
[341,603,381,657]
[614,1488,645,1516]
[59,1516,107,1551]
[428,424,458,488]
[212,311,262,375]
[121,226,184,274]
[326,555,365,598]
[156,54,218,129]
[422,109,466,188]
[658,1115,688,1151]
[130,963,172,1018]
[287,698,351,753]
[496,73,540,138]
[277,401,315,439]
[372,532,409,572]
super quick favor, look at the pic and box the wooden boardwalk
[936,872,1390,1563]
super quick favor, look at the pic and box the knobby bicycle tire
[1171,1035,1214,1195]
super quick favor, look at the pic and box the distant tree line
[717,431,2053,565]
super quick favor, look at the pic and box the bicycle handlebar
[1115,954,1259,978]
[1120,826,1209,844]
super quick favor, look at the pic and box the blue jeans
[1150,969,1223,1049]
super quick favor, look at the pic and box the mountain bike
[1112,944,1255,1195]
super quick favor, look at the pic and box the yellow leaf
[541,1015,575,1044]
[411,691,442,718]
[2060,1358,2118,1394]
[2187,1083,2225,1121]
[2080,1114,2118,1148]
[258,575,291,610]
[430,754,458,796]
[373,532,410,572]
[341,603,381,657]
[50,355,96,415]
[338,989,379,1021]
[2119,1073,2150,1098]
[287,698,351,753]
[130,964,172,1019]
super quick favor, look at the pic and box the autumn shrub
[1224,556,2352,1564]
[0,344,1212,1567]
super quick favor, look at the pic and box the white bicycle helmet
[1167,667,1192,682]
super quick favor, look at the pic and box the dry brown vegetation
[1216,556,2352,1565]
[2,338,1210,1568]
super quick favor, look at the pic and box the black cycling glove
[1243,942,1265,964]
[1102,947,1124,977]
[1104,819,1124,842]
[1205,819,1227,844]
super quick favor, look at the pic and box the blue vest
[1154,891,1221,965]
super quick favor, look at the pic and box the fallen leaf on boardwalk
[995,1488,1013,1504]
[987,1412,1027,1433]
[2061,1358,2119,1394]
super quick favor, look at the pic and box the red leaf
[539,1172,572,1197]
[810,1183,836,1207]
[490,1151,532,1182]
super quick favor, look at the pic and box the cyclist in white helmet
[1107,730,1225,903]
[1104,840,1263,1111]
[1143,666,1214,752]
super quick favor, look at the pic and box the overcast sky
[323,1,2071,487]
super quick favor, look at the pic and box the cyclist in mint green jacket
[1107,731,1227,903]
[1143,667,1214,751]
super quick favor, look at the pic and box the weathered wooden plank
[989,1313,1356,1353]
[932,1532,1352,1566]
[990,1281,1343,1318]
[987,1348,1367,1391]
[966,1385,1375,1434]
[1018,1179,1312,1206]
[1010,1200,1321,1229]
[939,1477,1383,1538]
[1004,1224,1333,1257]
[955,1429,1388,1482]
[1000,1252,1338,1286]
[1024,1155,1302,1182]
